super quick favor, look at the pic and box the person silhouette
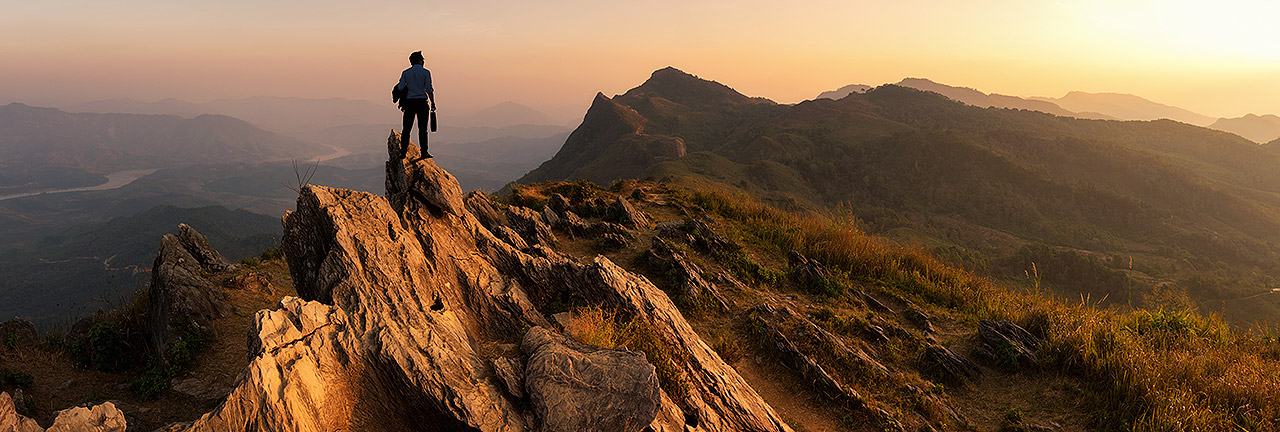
[394,51,436,159]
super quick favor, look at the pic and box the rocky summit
[157,132,791,431]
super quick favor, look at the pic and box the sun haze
[2,0,1276,117]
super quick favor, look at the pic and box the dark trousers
[401,98,430,150]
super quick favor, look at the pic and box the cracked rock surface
[163,132,793,432]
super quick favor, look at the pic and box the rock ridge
[163,131,792,431]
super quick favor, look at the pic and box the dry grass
[563,307,690,403]
[679,187,1280,432]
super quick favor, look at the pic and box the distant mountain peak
[816,84,872,100]
[624,67,772,108]
[893,78,1080,117]
[1038,91,1214,125]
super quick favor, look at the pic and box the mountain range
[1032,91,1216,126]
[822,80,1271,138]
[63,97,581,134]
[1209,113,1280,143]
[523,67,1280,323]
[0,103,326,195]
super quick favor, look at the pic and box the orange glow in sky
[2,0,1278,117]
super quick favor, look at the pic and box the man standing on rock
[394,51,436,159]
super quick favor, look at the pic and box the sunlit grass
[679,186,1280,431]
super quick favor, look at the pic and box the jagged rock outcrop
[537,193,633,246]
[0,391,42,432]
[656,219,735,254]
[974,319,1041,369]
[0,318,38,349]
[919,345,982,383]
[748,304,883,407]
[505,206,557,247]
[641,237,729,311]
[45,402,127,432]
[146,226,232,365]
[787,251,842,295]
[607,196,652,229]
[2,392,127,432]
[522,327,660,432]
[177,224,232,272]
[169,131,791,432]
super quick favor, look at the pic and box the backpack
[392,84,407,111]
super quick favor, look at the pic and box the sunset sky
[3,0,1278,118]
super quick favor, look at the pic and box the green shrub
[129,365,169,401]
[259,247,283,261]
[168,322,212,370]
[69,321,135,372]
[0,367,34,390]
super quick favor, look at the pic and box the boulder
[546,193,573,214]
[146,232,232,365]
[522,327,659,432]
[491,357,525,399]
[0,318,38,349]
[606,196,652,229]
[46,402,127,432]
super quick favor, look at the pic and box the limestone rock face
[170,131,792,432]
[146,228,232,365]
[177,223,232,272]
[0,391,42,432]
[46,402,127,432]
[522,327,659,432]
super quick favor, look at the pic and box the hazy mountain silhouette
[66,97,204,117]
[1032,91,1215,126]
[521,67,1280,322]
[815,84,872,100]
[0,103,326,194]
[452,101,556,127]
[64,96,400,135]
[1208,114,1280,143]
[896,78,1097,118]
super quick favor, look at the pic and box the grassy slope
[516,180,1280,432]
